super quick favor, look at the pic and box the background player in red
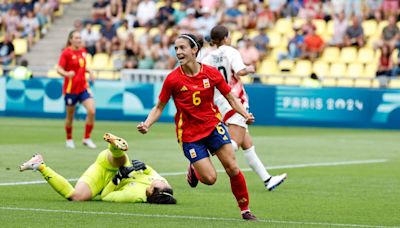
[137,34,257,220]
[57,30,96,149]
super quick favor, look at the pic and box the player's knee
[201,173,217,185]
[69,192,91,201]
[224,165,240,177]
[87,108,95,117]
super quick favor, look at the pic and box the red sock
[65,126,72,140]
[230,171,249,212]
[84,124,94,139]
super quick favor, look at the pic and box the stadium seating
[346,62,364,77]
[362,20,378,37]
[12,38,28,56]
[278,59,294,73]
[312,60,329,77]
[292,60,312,77]
[357,47,375,64]
[328,62,346,77]
[322,47,340,63]
[91,53,111,70]
[339,47,357,64]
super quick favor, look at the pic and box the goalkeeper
[19,133,176,204]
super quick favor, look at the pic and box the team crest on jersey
[72,55,76,59]
[189,148,197,158]
[180,85,188,91]
[203,79,210,88]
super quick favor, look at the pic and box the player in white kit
[201,25,287,190]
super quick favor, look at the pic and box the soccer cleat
[241,211,257,221]
[265,173,287,191]
[83,138,97,149]
[186,164,198,188]
[19,154,44,172]
[66,139,75,149]
[103,133,128,151]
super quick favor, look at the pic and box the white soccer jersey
[202,45,249,121]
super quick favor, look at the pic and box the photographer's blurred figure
[9,59,33,80]
[302,72,321,88]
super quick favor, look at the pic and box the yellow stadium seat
[156,1,166,9]
[91,24,102,33]
[230,30,242,46]
[392,49,398,63]
[285,77,302,86]
[238,4,247,13]
[328,62,346,77]
[265,76,284,85]
[322,47,340,63]
[278,59,294,72]
[362,20,378,37]
[312,60,329,77]
[133,27,147,39]
[91,53,111,70]
[13,38,28,56]
[257,59,278,76]
[337,78,354,87]
[313,19,326,35]
[267,31,282,48]
[363,63,378,78]
[274,18,292,35]
[47,69,61,78]
[172,2,181,10]
[326,20,334,35]
[240,75,253,84]
[293,18,305,28]
[61,0,74,4]
[97,71,120,80]
[377,20,388,34]
[54,4,63,17]
[389,79,400,89]
[322,78,336,87]
[149,27,160,37]
[268,47,287,61]
[346,62,363,77]
[357,47,375,64]
[354,78,372,88]
[292,60,312,77]
[85,53,93,68]
[339,47,357,64]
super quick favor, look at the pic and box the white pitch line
[0,159,387,186]
[0,206,397,228]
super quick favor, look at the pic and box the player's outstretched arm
[237,65,255,77]
[137,100,167,134]
[224,92,255,125]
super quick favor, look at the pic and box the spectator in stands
[257,3,274,29]
[21,10,39,49]
[283,0,303,18]
[331,0,345,15]
[221,0,244,30]
[329,11,347,48]
[365,0,383,20]
[12,0,33,17]
[286,25,304,60]
[301,16,316,36]
[252,29,269,59]
[177,8,198,34]
[73,19,83,33]
[106,0,124,28]
[4,8,23,39]
[269,0,286,19]
[238,37,260,67]
[382,0,398,19]
[193,7,217,38]
[124,0,139,28]
[98,19,118,55]
[297,0,317,19]
[303,27,325,61]
[155,0,175,26]
[343,16,365,47]
[9,58,33,80]
[81,22,101,56]
[34,0,52,35]
[0,33,15,68]
[0,0,12,16]
[152,35,176,69]
[91,0,109,26]
[375,15,400,50]
[135,0,157,27]
[243,1,258,29]
[376,44,394,77]
[172,2,187,25]
[344,0,362,19]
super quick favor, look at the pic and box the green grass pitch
[0,117,399,227]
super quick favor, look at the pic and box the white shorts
[226,112,248,129]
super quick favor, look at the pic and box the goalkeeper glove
[112,166,135,185]
[131,159,147,171]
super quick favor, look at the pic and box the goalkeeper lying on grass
[19,133,176,204]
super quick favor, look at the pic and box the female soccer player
[202,25,287,191]
[20,133,176,204]
[137,34,257,220]
[57,30,96,149]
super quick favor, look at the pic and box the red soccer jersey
[58,47,88,94]
[159,64,231,142]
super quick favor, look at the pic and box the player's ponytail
[147,187,177,204]
[65,30,78,48]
